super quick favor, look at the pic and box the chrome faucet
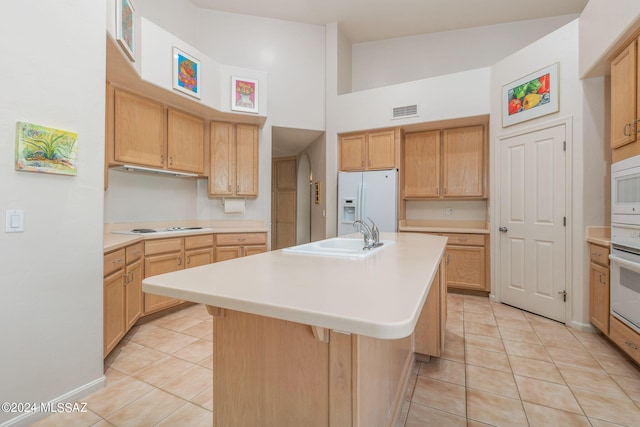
[353,220,374,249]
[366,217,380,247]
[353,217,382,249]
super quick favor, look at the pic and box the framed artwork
[502,63,559,127]
[116,0,135,61]
[15,122,78,176]
[173,47,201,99]
[231,76,258,113]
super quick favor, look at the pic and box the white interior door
[499,124,567,322]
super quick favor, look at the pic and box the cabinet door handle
[443,187,447,195]
[457,238,467,242]
[169,156,173,166]
[436,188,439,195]
[122,273,128,284]
[446,254,450,265]
[113,258,123,265]
[161,154,165,165]
[132,250,141,256]
[599,273,606,285]
[186,255,191,265]
[625,340,638,350]
[178,256,182,266]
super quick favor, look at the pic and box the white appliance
[337,169,398,236]
[609,226,640,334]
[611,155,640,226]
[610,155,640,334]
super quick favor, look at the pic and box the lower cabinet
[104,242,143,358]
[589,243,610,335]
[609,315,640,365]
[414,261,447,357]
[215,233,267,261]
[144,235,214,315]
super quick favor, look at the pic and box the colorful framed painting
[116,0,135,61]
[231,76,258,113]
[173,47,201,99]
[15,122,78,176]
[502,63,559,127]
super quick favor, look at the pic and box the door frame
[490,116,573,324]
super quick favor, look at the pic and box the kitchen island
[143,232,447,427]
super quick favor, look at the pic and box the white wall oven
[610,155,640,334]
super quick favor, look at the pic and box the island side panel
[212,309,416,427]
[354,334,414,426]
[213,309,330,427]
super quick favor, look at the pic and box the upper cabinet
[403,125,486,199]
[114,90,166,168]
[339,129,398,171]
[611,36,640,162]
[209,122,259,198]
[111,89,205,174]
[167,109,205,174]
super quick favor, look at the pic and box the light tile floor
[34,294,640,426]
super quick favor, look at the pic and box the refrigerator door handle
[360,181,367,222]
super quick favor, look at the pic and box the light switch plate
[6,210,24,233]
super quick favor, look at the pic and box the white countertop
[103,220,268,253]
[142,232,447,340]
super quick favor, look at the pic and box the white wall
[490,19,607,330]
[352,15,579,92]
[195,10,326,132]
[0,1,105,425]
[579,0,640,78]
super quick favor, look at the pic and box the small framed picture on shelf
[116,0,135,61]
[502,63,559,127]
[231,76,258,114]
[172,47,201,99]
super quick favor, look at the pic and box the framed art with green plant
[15,122,78,176]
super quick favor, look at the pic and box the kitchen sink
[282,237,392,258]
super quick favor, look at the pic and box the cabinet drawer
[104,249,126,276]
[609,315,640,365]
[217,233,267,246]
[589,243,610,267]
[145,238,183,255]
[442,233,485,246]
[126,242,143,264]
[185,234,214,250]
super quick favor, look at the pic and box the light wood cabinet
[112,89,205,174]
[443,233,487,292]
[339,129,397,171]
[215,232,267,261]
[414,261,447,357]
[114,90,166,168]
[610,315,640,365]
[104,242,143,358]
[403,125,486,199]
[589,243,610,335]
[143,235,214,315]
[167,109,205,174]
[412,232,488,292]
[209,122,259,197]
[611,37,640,160]
[404,130,440,197]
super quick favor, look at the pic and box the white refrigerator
[337,169,398,236]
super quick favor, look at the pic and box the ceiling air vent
[392,104,418,119]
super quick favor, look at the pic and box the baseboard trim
[568,320,596,333]
[0,376,106,427]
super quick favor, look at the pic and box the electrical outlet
[445,208,453,216]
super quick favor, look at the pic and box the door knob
[499,226,508,233]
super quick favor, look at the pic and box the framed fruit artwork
[231,76,258,114]
[502,63,559,127]
[172,47,201,99]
